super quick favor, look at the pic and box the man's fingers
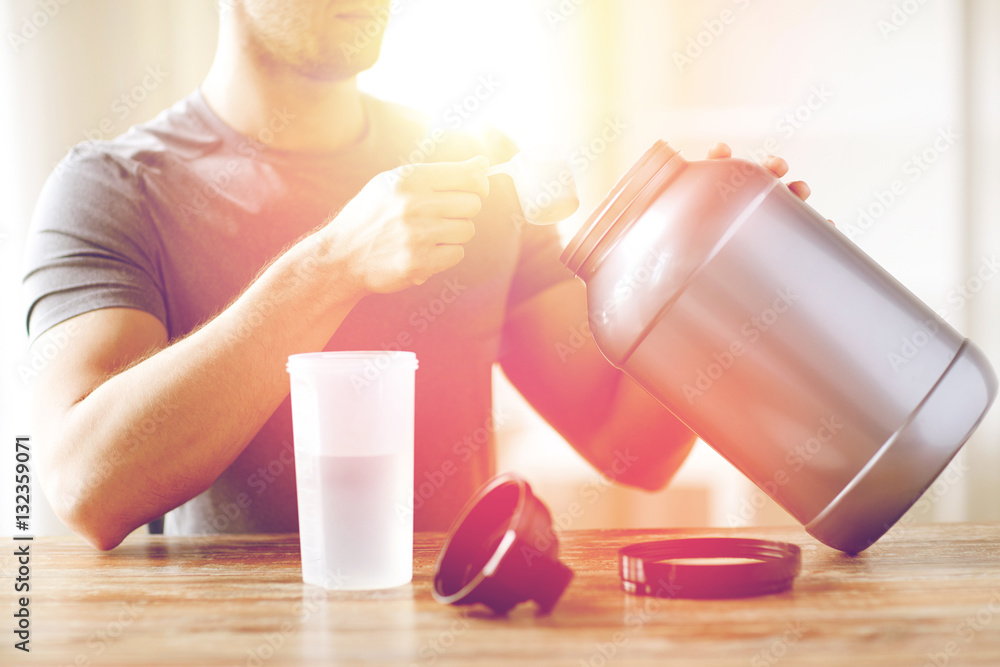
[759,155,810,201]
[404,157,490,199]
[423,243,466,278]
[707,142,731,159]
[787,180,811,201]
[408,236,468,287]
[707,146,811,203]
[434,219,476,246]
[423,191,483,220]
[762,155,789,178]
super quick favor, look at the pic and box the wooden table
[4,523,1000,666]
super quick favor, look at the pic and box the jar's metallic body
[563,143,996,553]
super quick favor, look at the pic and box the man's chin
[300,43,383,82]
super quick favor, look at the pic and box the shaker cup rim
[286,350,418,373]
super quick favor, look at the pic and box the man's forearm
[498,280,697,491]
[43,233,362,550]
[582,372,698,491]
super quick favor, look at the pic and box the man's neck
[200,31,366,153]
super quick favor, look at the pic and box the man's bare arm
[31,235,362,551]
[30,159,489,551]
[499,279,697,490]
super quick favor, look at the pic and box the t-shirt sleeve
[21,144,167,343]
[479,128,576,313]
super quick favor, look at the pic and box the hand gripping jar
[561,141,997,553]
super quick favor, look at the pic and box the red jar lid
[560,141,684,276]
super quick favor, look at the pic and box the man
[22,0,811,550]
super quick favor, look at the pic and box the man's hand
[324,156,490,293]
[707,141,813,200]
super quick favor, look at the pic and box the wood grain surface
[3,523,1000,666]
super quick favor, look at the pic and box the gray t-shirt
[22,89,573,533]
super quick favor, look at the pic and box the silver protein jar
[561,142,997,553]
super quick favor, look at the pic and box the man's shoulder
[53,91,221,183]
